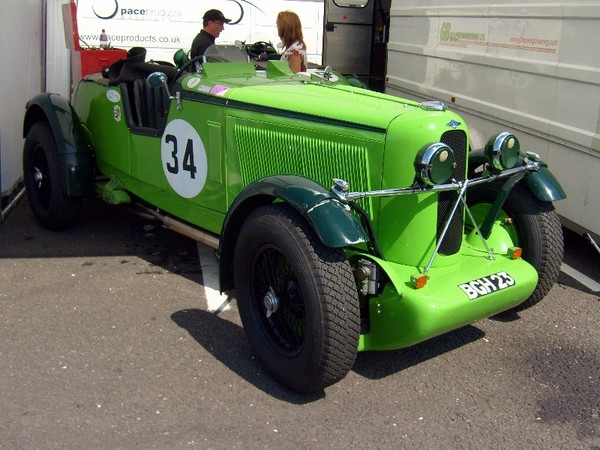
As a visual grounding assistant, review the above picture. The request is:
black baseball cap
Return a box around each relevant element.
[203,9,231,23]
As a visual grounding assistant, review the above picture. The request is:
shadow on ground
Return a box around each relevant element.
[0,197,202,284]
[172,307,486,400]
[353,325,485,380]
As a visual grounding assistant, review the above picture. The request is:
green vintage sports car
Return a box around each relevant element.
[22,44,565,393]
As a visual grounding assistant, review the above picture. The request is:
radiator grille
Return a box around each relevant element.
[437,130,467,255]
[235,124,372,214]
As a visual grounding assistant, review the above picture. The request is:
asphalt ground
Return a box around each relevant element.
[1,197,599,449]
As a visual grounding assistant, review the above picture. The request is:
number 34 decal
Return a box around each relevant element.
[161,119,208,198]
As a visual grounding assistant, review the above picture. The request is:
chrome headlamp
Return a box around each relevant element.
[414,143,456,186]
[485,132,520,171]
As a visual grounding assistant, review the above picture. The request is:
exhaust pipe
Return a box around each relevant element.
[136,203,220,249]
[584,233,600,256]
[0,184,26,225]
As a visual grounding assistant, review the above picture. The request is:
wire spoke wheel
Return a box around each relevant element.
[253,246,306,355]
[235,203,360,393]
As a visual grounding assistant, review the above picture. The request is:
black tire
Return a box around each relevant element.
[467,183,563,311]
[23,122,80,230]
[234,203,361,393]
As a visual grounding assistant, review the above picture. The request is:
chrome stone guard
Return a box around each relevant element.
[331,153,541,275]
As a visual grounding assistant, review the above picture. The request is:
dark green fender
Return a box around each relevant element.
[525,163,566,201]
[23,93,94,196]
[469,148,566,201]
[218,175,368,291]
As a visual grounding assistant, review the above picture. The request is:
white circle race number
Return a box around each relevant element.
[161,119,208,198]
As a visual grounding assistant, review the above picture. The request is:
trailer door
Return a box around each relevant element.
[323,0,374,75]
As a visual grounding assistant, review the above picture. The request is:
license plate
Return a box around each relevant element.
[458,271,516,300]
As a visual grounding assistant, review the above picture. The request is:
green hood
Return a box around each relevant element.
[181,64,422,130]
[227,82,420,130]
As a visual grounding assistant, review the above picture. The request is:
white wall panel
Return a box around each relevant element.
[0,0,43,197]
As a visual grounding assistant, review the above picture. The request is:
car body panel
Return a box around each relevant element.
[358,250,537,350]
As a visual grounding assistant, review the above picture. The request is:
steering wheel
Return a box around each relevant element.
[250,41,275,53]
[170,55,204,90]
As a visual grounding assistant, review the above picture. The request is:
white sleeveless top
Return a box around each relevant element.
[280,40,307,71]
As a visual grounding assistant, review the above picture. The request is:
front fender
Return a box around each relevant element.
[525,163,566,202]
[469,149,566,202]
[218,175,368,292]
[23,93,94,196]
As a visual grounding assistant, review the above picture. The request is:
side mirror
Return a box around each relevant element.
[147,71,168,88]
[147,71,181,109]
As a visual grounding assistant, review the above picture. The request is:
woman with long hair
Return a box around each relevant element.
[276,11,307,73]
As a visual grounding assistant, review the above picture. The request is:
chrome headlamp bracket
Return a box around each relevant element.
[330,158,540,203]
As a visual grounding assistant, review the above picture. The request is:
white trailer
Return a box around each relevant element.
[385,1,600,240]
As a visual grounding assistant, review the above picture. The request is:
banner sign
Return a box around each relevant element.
[74,0,324,63]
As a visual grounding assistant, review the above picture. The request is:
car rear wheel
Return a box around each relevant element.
[467,183,563,311]
[23,122,80,230]
[234,203,360,393]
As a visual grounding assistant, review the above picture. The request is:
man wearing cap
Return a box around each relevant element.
[190,9,231,59]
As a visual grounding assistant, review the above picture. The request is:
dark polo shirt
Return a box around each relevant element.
[190,30,216,58]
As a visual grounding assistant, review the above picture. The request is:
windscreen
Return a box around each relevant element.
[204,44,250,63]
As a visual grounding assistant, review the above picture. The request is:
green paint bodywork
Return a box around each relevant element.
[24,59,565,352]
[356,250,537,351]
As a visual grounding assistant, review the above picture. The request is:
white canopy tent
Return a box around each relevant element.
[0,0,70,220]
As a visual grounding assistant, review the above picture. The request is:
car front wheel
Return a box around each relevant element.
[234,203,360,393]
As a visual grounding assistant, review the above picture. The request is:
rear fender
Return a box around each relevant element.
[23,93,94,196]
[218,175,368,291]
